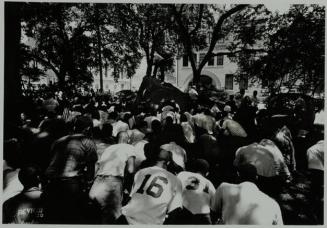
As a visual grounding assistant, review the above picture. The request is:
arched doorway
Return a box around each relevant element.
[183,70,221,91]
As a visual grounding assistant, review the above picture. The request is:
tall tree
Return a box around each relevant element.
[171,4,249,85]
[229,4,325,95]
[118,4,179,79]
[22,3,94,88]
[82,3,142,88]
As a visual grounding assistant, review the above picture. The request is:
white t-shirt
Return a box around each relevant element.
[96,143,135,177]
[307,140,324,171]
[160,142,187,169]
[127,129,145,145]
[177,171,216,214]
[122,166,183,224]
[112,120,129,137]
[213,182,283,225]
[133,139,148,170]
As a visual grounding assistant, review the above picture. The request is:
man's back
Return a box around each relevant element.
[96,143,135,176]
[122,166,182,224]
[213,182,283,225]
[177,171,215,215]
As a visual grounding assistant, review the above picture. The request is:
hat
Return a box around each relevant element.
[223,105,231,112]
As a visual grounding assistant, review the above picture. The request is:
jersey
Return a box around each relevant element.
[96,143,135,177]
[122,166,183,224]
[177,171,216,215]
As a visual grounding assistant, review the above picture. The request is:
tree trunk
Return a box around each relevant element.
[4,2,22,139]
[193,69,201,87]
[146,61,153,77]
[159,64,165,82]
[152,63,159,78]
[95,7,103,92]
[57,71,66,89]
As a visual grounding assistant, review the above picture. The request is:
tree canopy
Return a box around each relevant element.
[229,4,325,95]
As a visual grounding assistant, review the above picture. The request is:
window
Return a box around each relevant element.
[199,53,206,63]
[225,74,234,90]
[208,56,214,66]
[105,84,109,89]
[217,55,224,66]
[121,84,124,89]
[182,55,188,67]
[218,38,225,44]
[239,76,248,90]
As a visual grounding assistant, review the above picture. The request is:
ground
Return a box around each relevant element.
[277,170,323,225]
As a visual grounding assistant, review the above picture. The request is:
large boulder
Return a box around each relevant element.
[136,76,191,111]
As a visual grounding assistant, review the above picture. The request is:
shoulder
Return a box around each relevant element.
[217,182,235,192]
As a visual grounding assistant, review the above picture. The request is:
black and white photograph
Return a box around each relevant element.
[2,1,325,225]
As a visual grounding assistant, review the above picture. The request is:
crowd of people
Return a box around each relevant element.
[2,85,324,224]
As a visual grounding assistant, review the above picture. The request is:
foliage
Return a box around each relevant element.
[22,3,94,86]
[81,3,142,82]
[229,4,325,95]
[171,4,250,85]
[117,4,179,78]
[19,43,45,82]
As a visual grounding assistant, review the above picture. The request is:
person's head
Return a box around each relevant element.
[204,108,212,116]
[101,122,113,139]
[229,95,234,101]
[189,159,210,177]
[164,116,173,126]
[241,96,252,108]
[180,113,188,123]
[117,131,130,144]
[138,120,148,132]
[222,105,232,117]
[156,149,172,169]
[253,90,258,97]
[237,164,258,184]
[18,166,41,189]
[74,116,93,135]
[240,88,245,96]
[108,111,118,121]
[151,119,162,133]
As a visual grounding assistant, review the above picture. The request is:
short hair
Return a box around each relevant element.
[157,149,172,163]
[108,111,118,120]
[151,120,161,132]
[117,131,129,144]
[165,116,173,125]
[189,159,210,175]
[74,116,93,133]
[101,122,113,138]
[18,166,40,187]
[138,120,148,129]
[237,164,257,183]
[144,143,161,161]
[180,113,188,122]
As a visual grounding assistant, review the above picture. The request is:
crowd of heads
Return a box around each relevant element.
[3,85,324,224]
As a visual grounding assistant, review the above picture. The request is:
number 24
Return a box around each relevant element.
[136,174,168,198]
